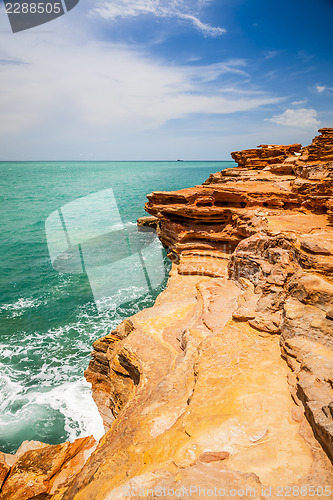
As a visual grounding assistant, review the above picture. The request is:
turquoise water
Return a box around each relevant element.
[0,161,233,453]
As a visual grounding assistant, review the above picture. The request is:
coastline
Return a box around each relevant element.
[1,131,333,499]
[0,160,222,456]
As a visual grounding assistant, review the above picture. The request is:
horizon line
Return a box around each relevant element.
[0,159,234,163]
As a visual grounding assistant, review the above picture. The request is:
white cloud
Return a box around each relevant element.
[266,108,320,129]
[264,50,283,60]
[0,31,281,141]
[90,0,225,37]
[314,83,333,94]
[0,12,285,159]
[291,99,308,106]
[176,13,225,37]
[315,84,326,94]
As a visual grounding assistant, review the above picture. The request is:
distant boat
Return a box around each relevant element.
[177,159,184,162]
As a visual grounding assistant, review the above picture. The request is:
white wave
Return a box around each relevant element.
[33,379,104,442]
[0,292,157,449]
[0,371,104,444]
[0,372,24,411]
[0,297,44,317]
[0,345,28,359]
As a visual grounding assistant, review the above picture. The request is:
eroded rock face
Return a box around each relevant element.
[0,436,96,499]
[54,129,332,499]
[2,129,333,499]
[60,271,333,499]
[230,143,302,169]
[299,128,333,163]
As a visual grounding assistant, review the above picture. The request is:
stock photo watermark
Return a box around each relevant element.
[123,485,332,497]
[45,188,168,312]
[3,0,80,33]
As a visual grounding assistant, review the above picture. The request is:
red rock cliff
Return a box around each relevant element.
[1,129,333,500]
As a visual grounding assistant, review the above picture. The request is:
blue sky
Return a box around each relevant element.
[0,0,332,160]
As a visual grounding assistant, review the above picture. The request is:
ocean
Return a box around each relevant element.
[0,160,233,453]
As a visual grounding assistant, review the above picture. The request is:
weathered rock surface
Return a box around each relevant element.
[59,270,333,499]
[137,215,159,230]
[298,128,333,163]
[0,437,96,499]
[2,129,333,499]
[230,143,302,169]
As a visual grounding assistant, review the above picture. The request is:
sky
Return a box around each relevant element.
[0,0,332,160]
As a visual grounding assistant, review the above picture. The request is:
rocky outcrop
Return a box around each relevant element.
[60,128,332,499]
[145,142,332,264]
[137,215,159,230]
[84,319,139,432]
[60,269,333,499]
[230,143,302,169]
[142,128,333,470]
[2,129,333,499]
[0,437,96,499]
[298,128,333,163]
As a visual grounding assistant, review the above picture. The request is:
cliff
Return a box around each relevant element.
[1,129,333,499]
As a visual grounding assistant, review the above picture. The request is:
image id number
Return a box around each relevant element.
[5,2,62,14]
[276,486,331,496]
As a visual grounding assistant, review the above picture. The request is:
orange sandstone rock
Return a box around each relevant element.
[61,129,333,498]
[2,129,333,500]
[0,436,96,500]
[230,143,302,169]
[299,128,333,163]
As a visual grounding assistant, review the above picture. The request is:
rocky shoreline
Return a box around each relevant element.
[1,129,333,499]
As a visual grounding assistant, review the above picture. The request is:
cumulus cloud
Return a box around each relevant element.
[90,0,226,37]
[266,108,320,129]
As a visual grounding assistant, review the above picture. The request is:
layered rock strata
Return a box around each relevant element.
[143,128,333,466]
[230,143,302,169]
[0,437,96,499]
[1,129,333,499]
